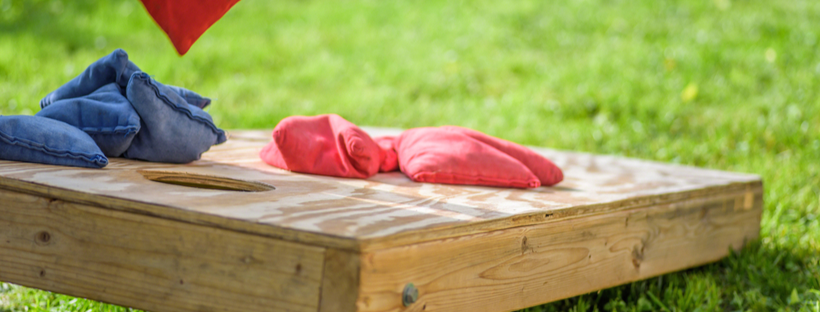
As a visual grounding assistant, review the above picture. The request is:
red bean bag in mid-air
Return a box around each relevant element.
[139,0,241,55]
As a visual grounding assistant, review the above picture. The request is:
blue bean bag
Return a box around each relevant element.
[40,49,140,109]
[37,49,225,163]
[164,84,212,109]
[123,72,227,163]
[37,83,140,157]
[0,115,108,168]
[41,49,211,108]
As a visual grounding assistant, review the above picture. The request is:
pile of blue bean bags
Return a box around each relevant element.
[0,49,227,168]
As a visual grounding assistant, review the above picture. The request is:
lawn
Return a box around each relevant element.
[1,0,819,310]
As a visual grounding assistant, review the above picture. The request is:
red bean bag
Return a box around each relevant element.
[259,114,382,179]
[393,127,563,188]
[259,115,563,188]
[139,0,241,55]
[439,126,563,186]
[374,136,399,172]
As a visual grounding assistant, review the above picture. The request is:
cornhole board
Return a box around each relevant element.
[0,128,762,312]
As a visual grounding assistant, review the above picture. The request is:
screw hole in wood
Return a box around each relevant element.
[36,231,51,244]
[138,170,275,192]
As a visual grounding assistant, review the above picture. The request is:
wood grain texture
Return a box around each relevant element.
[320,248,361,312]
[0,129,762,251]
[0,128,765,312]
[356,187,763,312]
[0,188,325,312]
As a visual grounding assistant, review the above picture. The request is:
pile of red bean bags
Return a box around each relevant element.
[260,114,563,188]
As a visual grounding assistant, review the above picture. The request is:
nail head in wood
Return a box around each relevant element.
[403,283,419,307]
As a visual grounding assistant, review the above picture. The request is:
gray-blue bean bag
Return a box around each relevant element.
[0,115,108,168]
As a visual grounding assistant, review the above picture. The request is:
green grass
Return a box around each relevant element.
[1,0,819,310]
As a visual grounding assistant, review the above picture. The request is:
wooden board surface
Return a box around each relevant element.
[0,129,761,251]
[357,186,762,312]
[0,188,325,312]
[0,128,764,312]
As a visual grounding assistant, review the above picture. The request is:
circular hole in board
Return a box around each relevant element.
[138,170,275,192]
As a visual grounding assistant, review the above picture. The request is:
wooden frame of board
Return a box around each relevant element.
[0,129,762,312]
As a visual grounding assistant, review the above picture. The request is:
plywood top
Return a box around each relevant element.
[0,129,761,251]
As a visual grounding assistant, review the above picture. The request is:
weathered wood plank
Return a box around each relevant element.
[0,175,362,251]
[0,128,764,312]
[320,248,361,312]
[0,129,761,252]
[356,188,762,312]
[0,189,325,312]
